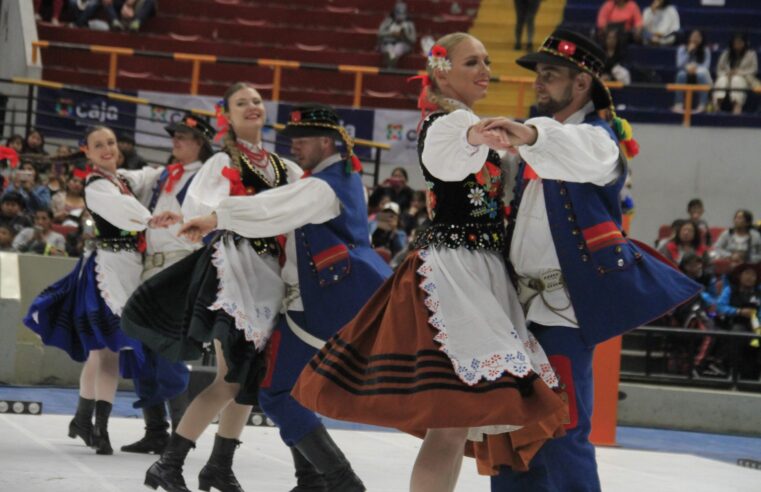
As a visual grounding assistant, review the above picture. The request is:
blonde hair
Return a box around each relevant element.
[425,32,476,113]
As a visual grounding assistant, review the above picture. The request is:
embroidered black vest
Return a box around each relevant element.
[413,112,506,252]
[85,171,142,252]
[225,150,289,257]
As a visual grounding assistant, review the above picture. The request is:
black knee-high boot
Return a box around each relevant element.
[91,400,113,455]
[293,425,365,492]
[145,432,195,492]
[198,434,244,492]
[121,404,170,454]
[289,446,327,492]
[68,396,95,446]
[168,390,189,432]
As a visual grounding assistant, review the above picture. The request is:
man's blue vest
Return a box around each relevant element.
[509,113,701,346]
[294,161,392,338]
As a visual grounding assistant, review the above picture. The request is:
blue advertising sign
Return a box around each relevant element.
[35,88,137,140]
[275,103,375,161]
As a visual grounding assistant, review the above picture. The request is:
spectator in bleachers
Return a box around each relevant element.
[642,0,680,46]
[513,0,541,51]
[672,29,712,113]
[0,192,32,234]
[70,0,154,31]
[712,33,759,115]
[658,219,708,265]
[400,189,430,236]
[377,1,417,68]
[23,128,47,155]
[0,223,16,252]
[596,0,643,44]
[656,218,683,249]
[369,201,407,258]
[117,133,147,169]
[52,172,86,225]
[12,209,67,256]
[601,27,631,85]
[56,144,75,158]
[5,162,52,212]
[114,0,157,32]
[688,198,712,246]
[714,209,761,263]
[380,166,414,212]
[367,186,392,218]
[716,262,761,380]
[5,135,24,154]
[34,0,64,25]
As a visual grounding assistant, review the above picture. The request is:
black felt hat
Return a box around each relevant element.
[516,28,612,110]
[165,112,215,142]
[279,104,344,139]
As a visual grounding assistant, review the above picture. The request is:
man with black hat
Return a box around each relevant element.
[179,104,391,492]
[480,29,701,491]
[118,112,215,454]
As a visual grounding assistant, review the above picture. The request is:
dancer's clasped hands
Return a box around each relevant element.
[178,213,218,243]
[147,211,183,229]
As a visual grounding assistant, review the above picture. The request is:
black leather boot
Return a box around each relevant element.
[198,434,244,492]
[91,400,113,455]
[289,446,327,492]
[293,425,365,492]
[144,432,195,492]
[121,404,170,454]
[68,396,94,446]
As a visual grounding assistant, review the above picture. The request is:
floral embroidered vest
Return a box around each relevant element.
[85,171,144,252]
[413,112,505,252]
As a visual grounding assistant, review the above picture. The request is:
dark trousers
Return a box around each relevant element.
[72,0,155,27]
[491,323,601,492]
[258,311,322,446]
[514,0,541,46]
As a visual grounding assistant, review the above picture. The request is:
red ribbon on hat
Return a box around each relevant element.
[221,167,247,196]
[214,102,230,142]
[164,163,185,193]
[0,146,19,168]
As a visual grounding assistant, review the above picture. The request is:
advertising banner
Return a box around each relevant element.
[372,108,421,166]
[35,88,137,140]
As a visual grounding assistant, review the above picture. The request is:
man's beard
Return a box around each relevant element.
[536,85,573,116]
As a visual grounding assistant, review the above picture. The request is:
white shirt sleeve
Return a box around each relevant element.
[85,178,152,231]
[282,158,305,182]
[182,153,231,220]
[518,117,622,186]
[215,177,341,238]
[118,166,164,205]
[421,109,490,182]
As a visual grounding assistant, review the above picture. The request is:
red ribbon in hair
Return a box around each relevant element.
[221,167,248,196]
[214,102,230,142]
[164,163,185,193]
[72,165,93,180]
[407,74,440,131]
[0,146,19,168]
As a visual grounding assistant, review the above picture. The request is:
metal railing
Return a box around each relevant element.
[622,325,761,392]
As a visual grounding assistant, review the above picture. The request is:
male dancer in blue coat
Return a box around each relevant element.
[179,105,392,492]
[481,29,701,491]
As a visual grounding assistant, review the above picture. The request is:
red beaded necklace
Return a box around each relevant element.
[236,142,269,169]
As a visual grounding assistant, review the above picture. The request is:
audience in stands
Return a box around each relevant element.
[369,201,407,258]
[642,0,680,46]
[0,192,32,235]
[51,172,86,226]
[596,0,643,44]
[70,0,155,32]
[601,27,631,85]
[5,135,24,154]
[12,209,67,256]
[687,198,712,247]
[117,133,147,169]
[377,1,417,68]
[4,162,52,212]
[513,0,541,51]
[658,219,708,265]
[716,262,761,380]
[400,190,430,236]
[380,167,414,212]
[34,0,65,25]
[672,29,712,113]
[713,33,759,115]
[23,129,47,155]
[0,223,15,252]
[714,209,761,263]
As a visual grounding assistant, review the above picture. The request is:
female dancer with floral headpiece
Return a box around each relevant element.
[122,82,302,492]
[292,33,566,492]
[24,125,177,455]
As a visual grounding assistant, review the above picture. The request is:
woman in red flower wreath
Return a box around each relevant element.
[122,82,302,492]
[292,33,566,491]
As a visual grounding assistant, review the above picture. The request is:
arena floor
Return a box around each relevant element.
[1,388,759,491]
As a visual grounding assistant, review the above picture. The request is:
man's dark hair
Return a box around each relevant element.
[687,198,703,211]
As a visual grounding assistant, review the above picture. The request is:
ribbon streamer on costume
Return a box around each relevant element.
[163,163,185,193]
[221,166,247,196]
[408,74,440,131]
[72,165,93,180]
[610,116,639,159]
[0,146,19,168]
[214,100,230,142]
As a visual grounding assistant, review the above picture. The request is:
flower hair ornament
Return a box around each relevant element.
[427,44,452,73]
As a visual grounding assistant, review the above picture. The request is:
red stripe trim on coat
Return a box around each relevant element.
[313,244,349,270]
